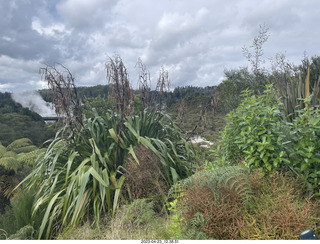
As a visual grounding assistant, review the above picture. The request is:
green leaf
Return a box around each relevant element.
[128,145,139,165]
[113,175,125,216]
[71,171,90,225]
[38,190,64,239]
[170,167,179,185]
[88,167,109,188]
[301,164,308,172]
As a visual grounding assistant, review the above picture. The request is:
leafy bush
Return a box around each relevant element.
[288,100,320,194]
[216,85,288,173]
[0,205,16,237]
[120,199,155,227]
[166,199,182,239]
[7,225,34,240]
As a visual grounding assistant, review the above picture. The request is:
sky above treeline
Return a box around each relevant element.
[0,0,320,93]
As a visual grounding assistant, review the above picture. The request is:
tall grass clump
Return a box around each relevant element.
[17,58,195,239]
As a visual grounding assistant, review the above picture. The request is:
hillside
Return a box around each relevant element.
[0,92,56,146]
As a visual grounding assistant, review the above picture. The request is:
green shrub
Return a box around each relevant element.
[166,199,182,239]
[288,100,320,194]
[11,190,43,233]
[0,205,17,237]
[216,85,289,173]
[0,191,44,240]
[8,225,34,240]
[120,199,155,227]
[12,192,34,229]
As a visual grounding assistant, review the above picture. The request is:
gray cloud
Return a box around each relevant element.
[0,0,320,93]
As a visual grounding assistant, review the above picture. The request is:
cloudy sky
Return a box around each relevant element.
[0,0,319,93]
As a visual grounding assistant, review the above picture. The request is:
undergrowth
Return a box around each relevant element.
[238,171,320,240]
[57,199,171,240]
[169,166,320,240]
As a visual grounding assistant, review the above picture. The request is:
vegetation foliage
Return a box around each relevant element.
[17,56,195,239]
[1,25,320,240]
[216,85,288,173]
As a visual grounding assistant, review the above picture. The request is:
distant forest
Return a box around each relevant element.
[0,85,217,147]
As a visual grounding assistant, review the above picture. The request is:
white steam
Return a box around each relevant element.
[11,91,56,117]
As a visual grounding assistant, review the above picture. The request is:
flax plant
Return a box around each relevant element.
[18,108,194,239]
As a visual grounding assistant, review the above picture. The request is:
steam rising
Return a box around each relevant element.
[11,91,56,117]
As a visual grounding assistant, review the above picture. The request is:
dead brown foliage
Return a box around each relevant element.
[238,171,320,240]
[106,55,135,117]
[123,145,168,204]
[178,170,320,240]
[181,185,245,239]
[39,64,83,137]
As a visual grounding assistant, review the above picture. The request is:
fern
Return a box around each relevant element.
[6,138,33,153]
[168,166,252,240]
[0,229,7,240]
[13,146,38,154]
[189,212,205,228]
[3,151,17,158]
[183,227,207,240]
[17,149,45,166]
[0,174,19,198]
[0,157,20,173]
[0,145,6,157]
[171,165,252,205]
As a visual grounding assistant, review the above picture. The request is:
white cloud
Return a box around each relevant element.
[1,0,320,93]
[0,55,44,92]
[31,18,71,38]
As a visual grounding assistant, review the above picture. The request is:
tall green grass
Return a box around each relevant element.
[18,109,194,239]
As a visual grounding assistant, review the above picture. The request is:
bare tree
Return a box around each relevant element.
[186,99,212,142]
[242,23,270,75]
[153,65,170,138]
[154,65,170,113]
[210,94,220,116]
[178,99,187,125]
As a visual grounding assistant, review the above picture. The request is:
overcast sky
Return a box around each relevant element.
[0,0,319,93]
